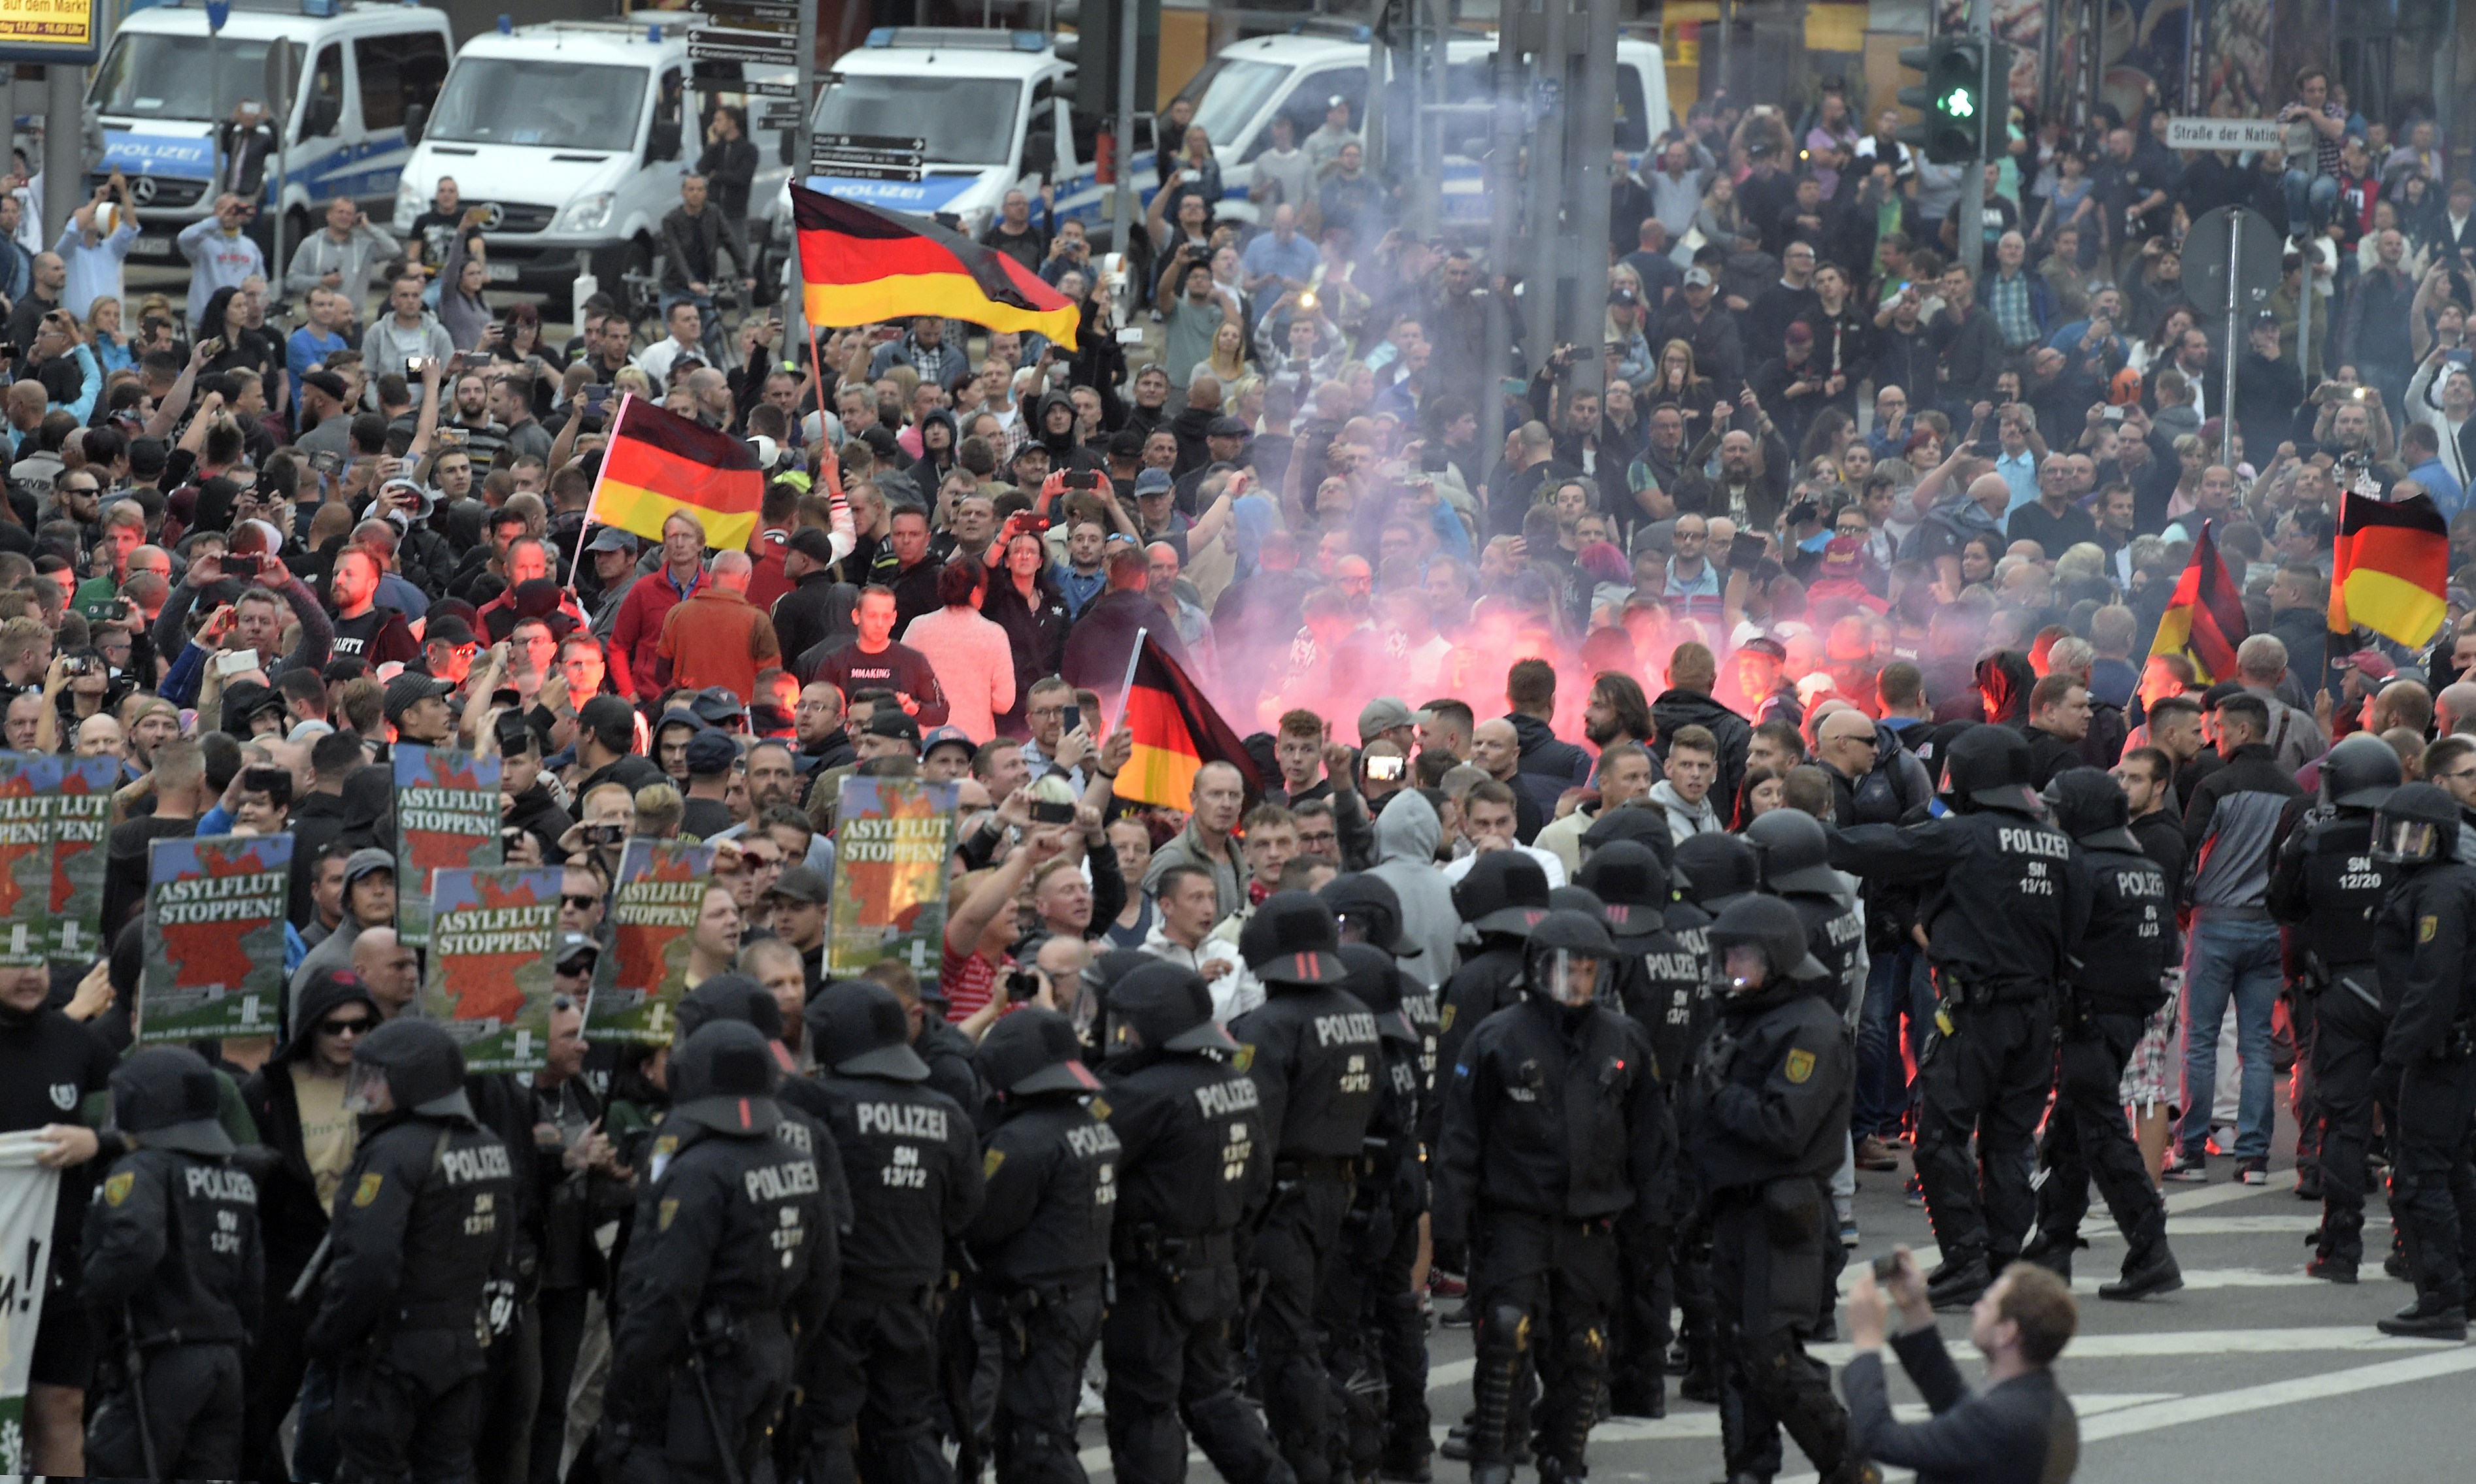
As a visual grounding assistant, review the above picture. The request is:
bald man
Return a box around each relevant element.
[73,712,125,763]
[350,925,420,1017]
[1468,717,1545,842]
[2435,681,2476,738]
[1921,472,2013,596]
[655,546,780,695]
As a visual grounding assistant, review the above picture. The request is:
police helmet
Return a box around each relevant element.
[2322,734,2403,811]
[1522,908,1619,1009]
[675,972,786,1043]
[1575,840,1669,938]
[1337,944,1422,1045]
[805,981,932,1082]
[1450,851,1552,936]
[1240,891,1349,986]
[2041,767,2143,853]
[1318,873,1405,954]
[345,1019,472,1119]
[1745,808,1842,895]
[1939,723,2039,813]
[668,1021,783,1136]
[1548,883,1608,920]
[111,1047,235,1157]
[1579,802,1680,876]
[978,1008,1103,1096]
[1707,895,1828,985]
[1103,963,1239,1060]
[1673,833,1762,910]
[2372,782,2460,867]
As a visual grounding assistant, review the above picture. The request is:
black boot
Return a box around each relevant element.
[2099,1242,2184,1301]
[2377,1298,2469,1340]
[1377,1436,1431,1483]
[2018,1232,2081,1283]
[1926,1259,1990,1309]
[2306,1249,2359,1283]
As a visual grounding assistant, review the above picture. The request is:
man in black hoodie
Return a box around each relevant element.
[1503,659,1592,823]
[1650,642,1754,810]
[239,966,385,1481]
[1031,388,1107,476]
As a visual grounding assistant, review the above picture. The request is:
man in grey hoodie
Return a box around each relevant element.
[1366,789,1460,989]
[1648,723,1725,844]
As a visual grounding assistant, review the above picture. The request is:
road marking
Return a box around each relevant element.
[1807,1325,2464,1365]
[2065,1266,2388,1291]
[2164,1179,2299,1213]
[1569,1392,2181,1441]
[2073,1347,2476,1440]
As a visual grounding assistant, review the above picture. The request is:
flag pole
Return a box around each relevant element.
[1113,627,1148,736]
[567,393,631,591]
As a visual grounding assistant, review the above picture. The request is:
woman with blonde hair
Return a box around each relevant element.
[1643,338,1715,420]
[1201,318,1250,384]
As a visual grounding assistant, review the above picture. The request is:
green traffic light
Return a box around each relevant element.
[1939,87,1974,118]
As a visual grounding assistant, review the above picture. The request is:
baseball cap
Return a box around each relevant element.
[769,865,829,904]
[585,526,638,555]
[690,687,748,728]
[865,709,922,745]
[1356,696,1432,744]
[556,933,600,970]
[1682,266,1715,289]
[2341,648,2397,680]
[1134,469,1175,498]
[1818,536,1863,579]
[684,730,739,778]
[382,673,454,723]
[786,527,837,565]
[920,724,976,759]
[424,615,477,649]
[342,846,395,888]
[301,370,350,403]
[1206,415,1248,438]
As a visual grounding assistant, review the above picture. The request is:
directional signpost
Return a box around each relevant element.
[809,132,925,183]
[686,0,797,67]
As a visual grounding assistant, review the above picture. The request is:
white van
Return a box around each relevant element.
[89,0,454,259]
[777,28,1118,247]
[1179,33,1671,227]
[395,16,795,295]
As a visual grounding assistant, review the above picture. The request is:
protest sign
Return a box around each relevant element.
[422,867,563,1073]
[50,757,118,962]
[589,839,716,1044]
[0,756,54,966]
[394,745,502,947]
[0,1133,60,1477]
[826,776,957,982]
[141,833,292,1044]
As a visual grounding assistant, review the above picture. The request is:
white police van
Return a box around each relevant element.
[394,15,795,295]
[1179,31,1671,227]
[89,0,454,259]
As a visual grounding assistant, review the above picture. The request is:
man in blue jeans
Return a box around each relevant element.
[2280,66,2347,240]
[2173,693,2304,1183]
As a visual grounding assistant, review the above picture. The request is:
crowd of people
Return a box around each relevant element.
[8,50,2476,1484]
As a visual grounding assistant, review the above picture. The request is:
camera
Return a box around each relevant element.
[581,823,626,847]
[224,553,261,580]
[1871,1253,1903,1283]
[61,655,93,678]
[1364,753,1404,782]
[1006,966,1043,1003]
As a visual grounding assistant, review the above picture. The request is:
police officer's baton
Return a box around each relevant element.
[288,1232,333,1306]
[685,1347,744,1484]
[123,1302,159,1481]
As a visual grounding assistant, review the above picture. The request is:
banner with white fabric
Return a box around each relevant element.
[0,1130,62,1476]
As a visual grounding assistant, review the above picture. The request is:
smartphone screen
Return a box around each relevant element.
[1728,532,1767,569]
[1061,704,1081,734]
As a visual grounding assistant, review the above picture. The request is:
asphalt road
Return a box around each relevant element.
[1069,1099,2469,1484]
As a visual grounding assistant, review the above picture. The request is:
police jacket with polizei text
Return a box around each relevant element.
[1431,995,1672,1242]
[305,1112,514,1378]
[1359,1000,1428,1217]
[1231,983,1382,1161]
[2071,842,2173,1019]
[766,1085,860,1236]
[1425,940,1528,1146]
[2268,807,2392,972]
[80,1147,263,1348]
[1830,808,2090,991]
[1610,923,1706,1090]
[2371,860,2476,1066]
[799,1071,984,1292]
[964,1091,1119,1289]
[1782,891,1867,1017]
[606,1118,835,1416]
[1681,978,1852,1192]
[1101,1051,1271,1240]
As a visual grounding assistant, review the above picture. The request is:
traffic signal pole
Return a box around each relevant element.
[1954,0,1990,276]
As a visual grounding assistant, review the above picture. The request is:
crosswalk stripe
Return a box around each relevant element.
[1805,1325,2466,1365]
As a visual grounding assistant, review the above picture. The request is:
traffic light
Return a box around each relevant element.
[1896,37,2010,163]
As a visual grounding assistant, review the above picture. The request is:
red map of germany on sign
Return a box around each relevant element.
[159,842,281,989]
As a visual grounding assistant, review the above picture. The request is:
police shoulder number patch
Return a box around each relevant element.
[102,1170,133,1207]
[352,1172,384,1208]
[1784,1049,1816,1085]
[983,1148,1007,1179]
[2421,915,2439,943]
[1439,1004,1457,1032]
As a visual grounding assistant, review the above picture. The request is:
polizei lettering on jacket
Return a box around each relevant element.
[744,1159,822,1201]
[441,1144,514,1185]
[184,1166,258,1203]
[1063,1123,1122,1159]
[1194,1076,1262,1119]
[1313,1012,1381,1047]
[1996,827,2072,860]
[856,1102,950,1140]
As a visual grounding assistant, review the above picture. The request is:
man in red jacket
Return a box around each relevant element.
[608,511,709,699]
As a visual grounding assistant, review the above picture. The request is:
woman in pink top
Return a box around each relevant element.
[899,559,1017,742]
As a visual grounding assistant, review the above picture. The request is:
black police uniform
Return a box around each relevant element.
[1828,726,2090,1298]
[603,1023,838,1484]
[2269,738,2399,1276]
[1435,910,1672,1484]
[1426,853,1553,1150]
[1679,898,1858,1484]
[1748,810,1868,1019]
[1099,965,1292,1484]
[80,1048,264,1481]
[2027,769,2180,1293]
[2367,785,2476,1337]
[965,1010,1118,1484]
[797,980,986,1484]
[1228,894,1382,1484]
[1320,944,1433,1480]
[307,1021,516,1484]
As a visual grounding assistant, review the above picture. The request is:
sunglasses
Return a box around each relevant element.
[318,1016,375,1036]
[561,893,600,911]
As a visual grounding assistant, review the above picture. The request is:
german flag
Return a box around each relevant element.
[2149,519,2248,683]
[586,395,764,553]
[794,185,1079,348]
[2331,489,2450,646]
[1115,634,1264,810]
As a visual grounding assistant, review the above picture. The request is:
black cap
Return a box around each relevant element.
[667,1020,782,1136]
[684,729,739,778]
[977,1007,1103,1095]
[1239,891,1348,984]
[805,980,931,1080]
[692,687,748,728]
[424,614,478,649]
[1103,963,1238,1057]
[866,709,923,744]
[1206,415,1248,438]
[788,527,838,565]
[383,672,455,723]
[769,865,829,904]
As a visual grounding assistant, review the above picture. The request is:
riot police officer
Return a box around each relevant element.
[1325,942,1431,1481]
[1828,725,2091,1306]
[603,1020,838,1484]
[966,1008,1116,1484]
[1097,963,1292,1484]
[1680,897,1861,1484]
[80,1047,263,1481]
[2269,736,2400,1283]
[307,1018,514,1484]
[1428,853,1553,1147]
[1321,871,1442,1089]
[1665,832,1761,1401]
[1435,909,1670,1484]
[1747,810,1866,1015]
[688,973,856,1238]
[2366,783,2476,1340]
[2024,768,2183,1298]
[1231,892,1381,1484]
[1575,840,1698,1419]
[797,980,986,1484]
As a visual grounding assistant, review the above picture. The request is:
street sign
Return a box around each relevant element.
[758,101,803,131]
[686,0,799,18]
[736,80,798,98]
[686,30,797,65]
[814,133,926,154]
[692,8,797,35]
[2182,205,2283,318]
[2164,117,2286,152]
[807,159,922,182]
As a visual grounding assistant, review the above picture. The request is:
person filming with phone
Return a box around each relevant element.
[1840,1249,2081,1481]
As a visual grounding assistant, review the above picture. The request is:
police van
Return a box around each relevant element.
[393,15,796,295]
[88,0,454,260]
[1178,31,1671,227]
